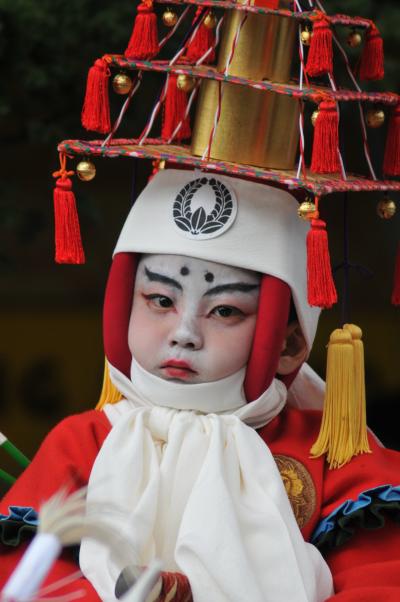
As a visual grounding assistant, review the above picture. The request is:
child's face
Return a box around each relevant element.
[128,254,261,383]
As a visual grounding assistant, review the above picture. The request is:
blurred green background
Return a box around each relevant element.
[0,0,399,491]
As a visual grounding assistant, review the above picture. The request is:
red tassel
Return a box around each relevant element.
[383,103,400,176]
[306,16,333,77]
[81,58,111,134]
[311,100,341,174]
[161,74,191,141]
[359,23,384,81]
[185,8,215,64]
[307,218,337,309]
[125,1,159,60]
[391,243,400,306]
[53,178,85,265]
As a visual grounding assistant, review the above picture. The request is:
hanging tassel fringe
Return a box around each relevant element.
[359,23,384,81]
[311,325,371,469]
[391,243,400,306]
[161,74,191,141]
[96,357,124,410]
[343,324,371,456]
[306,16,333,77]
[311,100,341,174]
[310,329,356,469]
[81,58,111,134]
[125,0,159,60]
[186,8,216,64]
[53,176,85,265]
[383,103,400,176]
[306,216,337,309]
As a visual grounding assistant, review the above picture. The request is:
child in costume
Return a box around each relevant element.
[2,0,400,598]
[1,170,400,601]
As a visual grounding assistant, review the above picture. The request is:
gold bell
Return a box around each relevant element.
[377,198,396,219]
[162,8,178,27]
[152,159,166,171]
[311,110,320,127]
[112,73,133,95]
[366,108,385,129]
[300,27,312,46]
[347,29,362,48]
[203,11,217,29]
[76,159,96,182]
[176,74,196,93]
[298,200,317,220]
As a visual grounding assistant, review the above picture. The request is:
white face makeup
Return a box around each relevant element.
[128,254,261,383]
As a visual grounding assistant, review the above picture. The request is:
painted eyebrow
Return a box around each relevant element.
[144,267,183,291]
[204,282,260,297]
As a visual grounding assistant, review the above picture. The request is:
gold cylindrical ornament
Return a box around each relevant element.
[366,108,385,128]
[176,74,196,93]
[162,8,178,27]
[76,159,96,182]
[203,11,217,29]
[112,73,133,95]
[191,81,299,169]
[217,3,296,82]
[377,198,396,219]
[191,0,299,170]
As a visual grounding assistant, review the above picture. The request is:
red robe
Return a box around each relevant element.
[1,406,400,601]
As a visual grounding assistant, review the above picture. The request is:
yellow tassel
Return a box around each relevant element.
[310,328,356,469]
[96,357,123,410]
[343,324,371,456]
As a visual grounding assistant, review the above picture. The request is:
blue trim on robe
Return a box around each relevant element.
[0,506,38,546]
[312,484,400,550]
[0,506,39,525]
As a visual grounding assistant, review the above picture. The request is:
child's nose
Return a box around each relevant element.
[169,316,203,350]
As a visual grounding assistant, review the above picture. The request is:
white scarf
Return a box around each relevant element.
[80,361,333,601]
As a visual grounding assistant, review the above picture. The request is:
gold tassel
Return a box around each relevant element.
[310,328,356,469]
[343,324,371,456]
[96,357,123,410]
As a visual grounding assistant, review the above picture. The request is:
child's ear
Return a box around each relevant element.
[276,321,308,375]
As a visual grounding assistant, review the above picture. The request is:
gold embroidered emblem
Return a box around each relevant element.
[274,455,316,529]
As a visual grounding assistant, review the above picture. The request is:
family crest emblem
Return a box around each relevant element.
[273,455,316,529]
[173,176,237,240]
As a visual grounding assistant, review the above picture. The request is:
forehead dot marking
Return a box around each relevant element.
[205,272,214,283]
[180,266,190,276]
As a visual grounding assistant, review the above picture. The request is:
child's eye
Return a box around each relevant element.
[211,306,243,318]
[144,294,174,309]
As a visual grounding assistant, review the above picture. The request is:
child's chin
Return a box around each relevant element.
[164,377,194,384]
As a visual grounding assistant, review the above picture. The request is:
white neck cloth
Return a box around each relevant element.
[80,361,333,602]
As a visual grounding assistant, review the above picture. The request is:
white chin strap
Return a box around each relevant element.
[130,356,248,413]
[80,362,332,602]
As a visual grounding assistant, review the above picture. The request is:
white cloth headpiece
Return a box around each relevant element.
[114,169,320,351]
